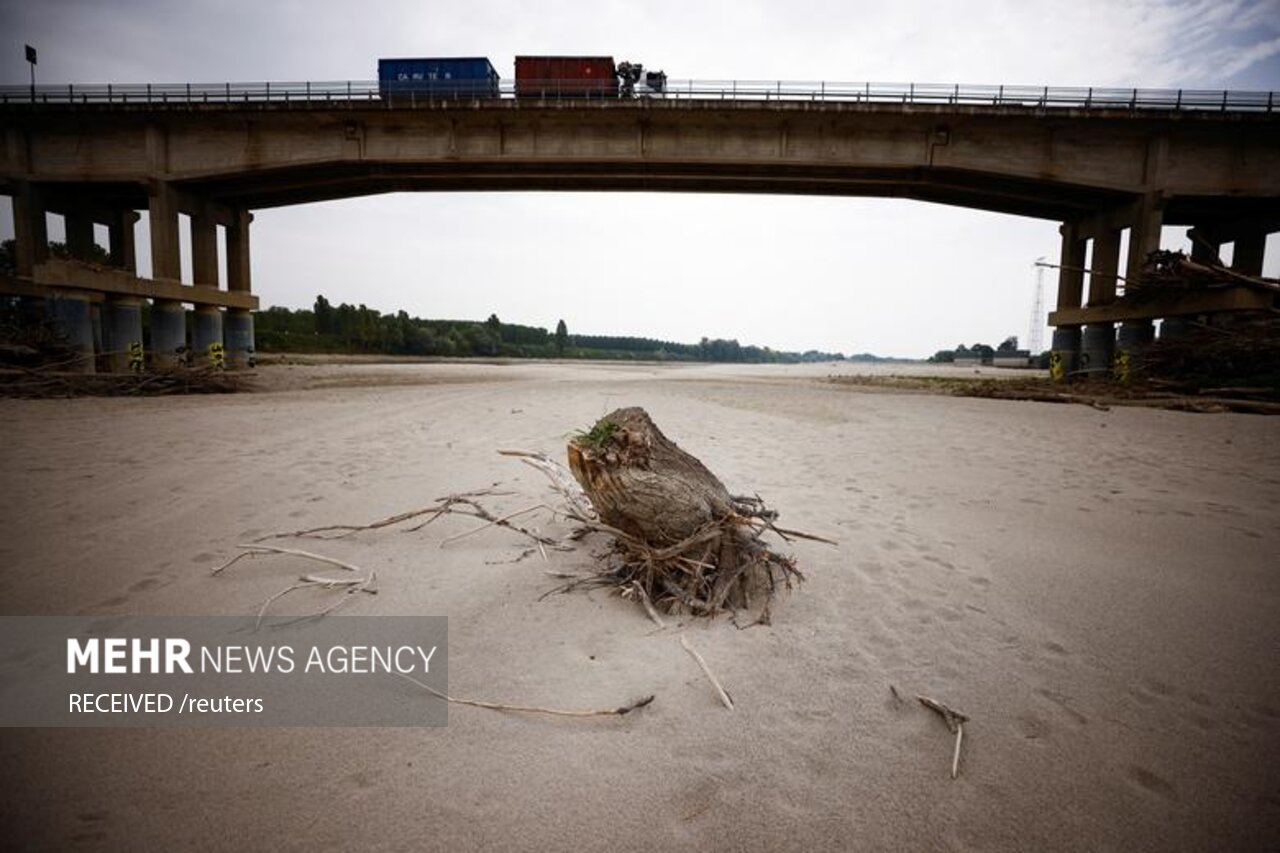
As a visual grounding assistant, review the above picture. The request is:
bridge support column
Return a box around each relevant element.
[1125,192,1164,281]
[226,209,256,370]
[191,208,219,288]
[1114,320,1154,382]
[1050,222,1086,380]
[1079,324,1114,378]
[1188,226,1222,266]
[1050,327,1080,381]
[1089,229,1122,307]
[17,296,48,327]
[150,300,186,368]
[107,210,139,272]
[1078,227,1122,379]
[225,310,255,369]
[1231,231,1266,277]
[11,180,49,278]
[1160,317,1192,340]
[64,210,97,261]
[192,306,225,369]
[91,303,105,372]
[149,181,186,369]
[102,297,144,373]
[50,292,96,374]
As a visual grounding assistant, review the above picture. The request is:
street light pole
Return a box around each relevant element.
[25,44,37,102]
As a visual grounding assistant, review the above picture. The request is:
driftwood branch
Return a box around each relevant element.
[398,673,654,718]
[917,694,970,779]
[253,487,513,541]
[680,634,734,710]
[212,543,364,575]
[208,544,377,628]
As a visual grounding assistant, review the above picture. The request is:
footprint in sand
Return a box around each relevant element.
[1035,687,1089,726]
[1015,713,1051,741]
[1127,765,1177,799]
[128,576,169,594]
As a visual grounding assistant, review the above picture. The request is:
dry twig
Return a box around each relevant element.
[917,694,970,779]
[209,544,377,628]
[680,634,734,710]
[398,673,653,718]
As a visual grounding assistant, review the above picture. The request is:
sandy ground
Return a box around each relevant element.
[1,360,1277,851]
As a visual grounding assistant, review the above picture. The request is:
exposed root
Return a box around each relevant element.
[210,543,377,629]
[239,410,829,625]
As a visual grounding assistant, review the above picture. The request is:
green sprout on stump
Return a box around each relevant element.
[572,419,619,449]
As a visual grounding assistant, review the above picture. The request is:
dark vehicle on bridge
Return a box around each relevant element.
[515,56,618,98]
[377,57,499,99]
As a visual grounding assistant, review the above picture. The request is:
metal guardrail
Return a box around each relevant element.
[0,79,1275,112]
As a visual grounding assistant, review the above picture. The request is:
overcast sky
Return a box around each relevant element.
[2,0,1278,356]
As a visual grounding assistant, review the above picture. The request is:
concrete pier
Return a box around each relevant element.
[151,300,187,368]
[225,309,255,369]
[1050,222,1086,381]
[104,297,145,373]
[1114,320,1155,382]
[18,296,48,327]
[1079,324,1115,377]
[49,292,96,373]
[1050,327,1081,380]
[192,306,225,369]
[90,303,104,372]
[1160,317,1193,340]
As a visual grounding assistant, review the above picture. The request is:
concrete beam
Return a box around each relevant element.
[18,258,258,309]
[1048,285,1271,325]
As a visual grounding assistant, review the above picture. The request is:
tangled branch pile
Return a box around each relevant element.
[0,363,247,398]
[558,407,829,621]
[250,407,829,622]
[1138,314,1280,395]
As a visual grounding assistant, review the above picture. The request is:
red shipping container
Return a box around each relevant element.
[515,56,618,98]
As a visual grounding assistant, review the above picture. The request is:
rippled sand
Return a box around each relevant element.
[2,360,1277,850]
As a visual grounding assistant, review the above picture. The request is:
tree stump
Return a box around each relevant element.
[566,407,802,618]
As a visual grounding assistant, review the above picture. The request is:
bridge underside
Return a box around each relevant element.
[2,98,1277,375]
[15,166,1276,228]
[166,161,1140,221]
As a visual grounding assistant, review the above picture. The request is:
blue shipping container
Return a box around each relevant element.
[378,57,500,98]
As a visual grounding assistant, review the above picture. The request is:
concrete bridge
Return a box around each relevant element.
[2,80,1278,373]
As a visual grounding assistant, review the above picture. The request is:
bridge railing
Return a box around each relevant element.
[1,79,1275,112]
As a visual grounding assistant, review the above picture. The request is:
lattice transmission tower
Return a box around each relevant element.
[1028,257,1046,353]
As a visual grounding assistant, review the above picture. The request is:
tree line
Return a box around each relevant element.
[927,336,1051,367]
[252,296,847,363]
